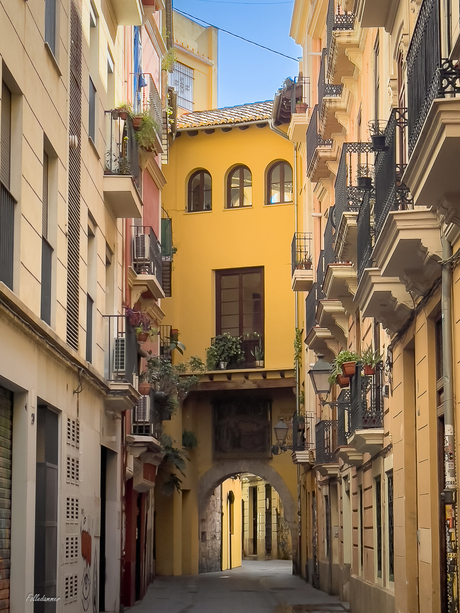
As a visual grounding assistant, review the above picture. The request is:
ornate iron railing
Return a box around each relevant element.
[318,49,343,117]
[349,363,384,434]
[315,419,338,464]
[356,190,372,281]
[291,232,313,275]
[374,108,413,237]
[132,226,163,287]
[327,0,355,77]
[323,211,337,272]
[334,142,373,232]
[104,113,140,187]
[316,250,326,299]
[160,324,172,360]
[407,0,460,154]
[337,389,351,446]
[306,283,318,337]
[307,105,333,175]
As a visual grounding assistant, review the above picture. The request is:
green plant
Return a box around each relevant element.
[134,324,158,341]
[328,349,360,384]
[251,344,264,361]
[133,112,160,151]
[144,356,201,414]
[188,355,206,373]
[361,346,383,367]
[117,156,131,175]
[161,48,177,72]
[182,430,198,449]
[206,333,244,369]
[159,433,187,495]
[294,328,303,369]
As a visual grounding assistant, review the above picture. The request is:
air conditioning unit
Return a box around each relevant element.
[113,337,126,377]
[134,233,150,263]
[133,396,152,435]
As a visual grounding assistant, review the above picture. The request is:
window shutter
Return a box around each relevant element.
[0,185,15,289]
[41,239,53,325]
[1,82,11,189]
[45,0,57,55]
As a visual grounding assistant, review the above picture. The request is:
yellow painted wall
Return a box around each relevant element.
[162,124,296,369]
[221,478,243,570]
[172,12,218,113]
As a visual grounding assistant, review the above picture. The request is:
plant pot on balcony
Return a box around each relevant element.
[132,115,142,130]
[295,103,308,113]
[357,176,372,190]
[219,361,228,370]
[371,134,387,152]
[138,382,151,396]
[255,360,264,368]
[337,375,350,388]
[341,361,356,377]
[137,331,149,343]
[364,364,376,376]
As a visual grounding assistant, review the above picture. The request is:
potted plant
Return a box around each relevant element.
[297,256,312,270]
[138,372,151,396]
[182,430,198,450]
[206,333,244,370]
[168,329,186,355]
[251,344,264,368]
[368,120,387,152]
[361,347,383,375]
[132,112,160,152]
[295,99,308,113]
[134,323,158,343]
[333,349,360,378]
[357,164,372,190]
[114,102,132,121]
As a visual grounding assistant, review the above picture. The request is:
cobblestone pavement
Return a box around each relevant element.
[127,560,350,613]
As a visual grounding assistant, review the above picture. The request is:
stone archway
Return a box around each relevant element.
[197,460,297,572]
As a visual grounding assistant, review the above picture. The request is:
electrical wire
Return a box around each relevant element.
[174,9,299,61]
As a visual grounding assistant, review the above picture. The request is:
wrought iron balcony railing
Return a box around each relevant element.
[104,112,140,188]
[334,142,373,231]
[103,315,138,383]
[316,250,327,298]
[306,283,318,337]
[132,226,163,286]
[349,363,384,435]
[307,105,333,174]
[327,0,355,66]
[315,419,338,464]
[291,232,313,274]
[406,0,460,156]
[160,324,172,360]
[356,191,372,280]
[323,212,337,272]
[318,49,343,118]
[337,389,351,446]
[374,108,413,237]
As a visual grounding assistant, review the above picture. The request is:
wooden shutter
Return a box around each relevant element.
[66,0,83,351]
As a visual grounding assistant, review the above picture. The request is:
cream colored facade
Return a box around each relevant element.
[0,0,170,610]
[284,0,460,611]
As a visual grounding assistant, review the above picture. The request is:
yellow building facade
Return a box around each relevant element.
[155,101,301,576]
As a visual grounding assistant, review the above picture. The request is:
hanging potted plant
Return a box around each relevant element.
[133,112,160,152]
[368,120,388,152]
[337,374,350,388]
[357,164,373,190]
[114,102,132,121]
[361,347,383,376]
[138,372,151,396]
[334,349,360,378]
[134,322,158,344]
[295,99,308,113]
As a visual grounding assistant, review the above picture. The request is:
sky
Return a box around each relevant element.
[172,0,301,109]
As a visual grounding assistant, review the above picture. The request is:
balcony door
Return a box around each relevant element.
[216,268,264,338]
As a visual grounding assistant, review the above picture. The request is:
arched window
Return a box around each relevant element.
[227,165,252,208]
[267,161,293,204]
[188,170,212,212]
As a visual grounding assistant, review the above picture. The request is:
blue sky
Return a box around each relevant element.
[173,0,301,109]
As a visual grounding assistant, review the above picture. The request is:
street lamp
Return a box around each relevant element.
[308,353,332,399]
[272,418,290,455]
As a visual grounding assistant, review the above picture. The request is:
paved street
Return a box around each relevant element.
[128,560,349,613]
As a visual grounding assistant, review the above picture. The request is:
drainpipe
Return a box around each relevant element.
[441,233,458,613]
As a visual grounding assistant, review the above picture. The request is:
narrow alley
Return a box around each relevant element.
[128,561,349,613]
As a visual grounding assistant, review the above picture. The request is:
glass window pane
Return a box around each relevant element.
[221,275,238,288]
[242,273,261,288]
[222,315,239,329]
[221,288,239,302]
[221,302,239,315]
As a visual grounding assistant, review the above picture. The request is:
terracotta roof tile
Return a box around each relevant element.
[177,101,273,130]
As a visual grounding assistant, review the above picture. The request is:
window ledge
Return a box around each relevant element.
[264,200,294,207]
[186,209,212,214]
[224,205,253,211]
[44,42,62,77]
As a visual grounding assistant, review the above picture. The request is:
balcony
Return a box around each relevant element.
[130,73,164,165]
[314,420,339,476]
[318,50,345,139]
[359,0,398,30]
[288,76,310,142]
[334,142,373,263]
[291,233,313,291]
[336,390,363,465]
[110,0,143,25]
[306,105,338,181]
[129,226,165,303]
[403,0,460,220]
[347,365,384,455]
[326,0,357,86]
[305,264,340,360]
[104,112,142,218]
[103,315,140,414]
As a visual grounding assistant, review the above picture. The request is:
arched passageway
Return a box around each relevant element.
[197,460,297,573]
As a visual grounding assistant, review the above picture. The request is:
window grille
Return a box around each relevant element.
[169,62,193,111]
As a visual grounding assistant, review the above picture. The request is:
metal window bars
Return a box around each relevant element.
[132,225,163,287]
[315,419,338,464]
[291,232,313,275]
[349,362,384,434]
[104,112,140,188]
